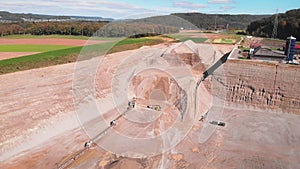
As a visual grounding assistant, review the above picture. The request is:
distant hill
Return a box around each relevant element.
[172,13,270,30]
[247,8,300,40]
[0,15,179,37]
[0,11,113,23]
[136,15,198,30]
[70,16,113,22]
[0,11,70,22]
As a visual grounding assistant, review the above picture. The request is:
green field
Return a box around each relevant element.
[168,34,207,43]
[115,38,156,46]
[179,37,207,43]
[108,37,166,54]
[0,44,73,52]
[2,34,90,40]
[2,34,121,41]
[0,36,168,74]
[0,46,82,74]
[213,38,236,44]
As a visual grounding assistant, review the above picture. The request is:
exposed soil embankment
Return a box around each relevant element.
[213,60,300,114]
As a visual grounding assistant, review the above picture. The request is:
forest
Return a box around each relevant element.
[95,21,179,37]
[0,20,179,37]
[172,13,269,30]
[247,8,300,40]
[0,21,108,37]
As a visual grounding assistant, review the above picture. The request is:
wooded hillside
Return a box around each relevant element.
[0,20,179,37]
[0,22,108,36]
[172,13,269,30]
[247,8,300,40]
[0,11,70,22]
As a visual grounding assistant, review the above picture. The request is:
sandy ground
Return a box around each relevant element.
[212,44,235,55]
[0,62,76,160]
[180,31,237,42]
[0,52,40,61]
[0,41,299,169]
[2,108,300,169]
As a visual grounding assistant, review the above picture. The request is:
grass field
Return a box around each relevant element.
[0,46,82,74]
[114,38,156,46]
[2,34,120,41]
[179,37,207,43]
[108,37,165,53]
[213,38,236,44]
[0,44,73,52]
[0,36,168,74]
[168,34,207,43]
[2,34,90,40]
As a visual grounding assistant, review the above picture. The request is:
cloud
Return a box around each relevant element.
[210,5,235,13]
[0,0,235,18]
[173,1,208,9]
[0,0,155,18]
[94,1,146,11]
[219,6,235,10]
[208,0,235,4]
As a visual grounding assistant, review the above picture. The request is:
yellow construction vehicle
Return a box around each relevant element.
[147,105,161,111]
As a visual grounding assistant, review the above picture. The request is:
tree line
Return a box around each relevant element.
[0,21,107,36]
[247,8,300,40]
[0,20,179,37]
[95,21,179,37]
[172,13,269,30]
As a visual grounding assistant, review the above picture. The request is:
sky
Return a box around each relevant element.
[0,0,299,19]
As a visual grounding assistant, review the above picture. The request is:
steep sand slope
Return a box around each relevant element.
[1,42,299,169]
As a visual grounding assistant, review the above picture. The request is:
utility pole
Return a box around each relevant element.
[273,64,278,107]
[214,15,217,30]
[272,8,279,39]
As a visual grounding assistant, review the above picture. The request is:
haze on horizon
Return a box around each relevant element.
[0,0,299,19]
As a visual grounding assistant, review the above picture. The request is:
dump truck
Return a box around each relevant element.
[128,97,137,109]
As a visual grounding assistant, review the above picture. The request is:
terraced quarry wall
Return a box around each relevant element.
[213,60,300,114]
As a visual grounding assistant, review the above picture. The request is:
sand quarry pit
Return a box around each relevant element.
[0,41,300,169]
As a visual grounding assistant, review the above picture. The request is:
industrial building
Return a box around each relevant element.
[249,36,299,64]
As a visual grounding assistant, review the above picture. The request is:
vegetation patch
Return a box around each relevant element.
[179,37,207,43]
[0,44,73,52]
[172,13,270,30]
[2,34,120,41]
[0,46,82,74]
[0,36,168,74]
[247,8,300,40]
[168,34,207,43]
[238,46,250,51]
[2,34,91,40]
[213,38,236,44]
[0,21,107,37]
[108,37,166,53]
